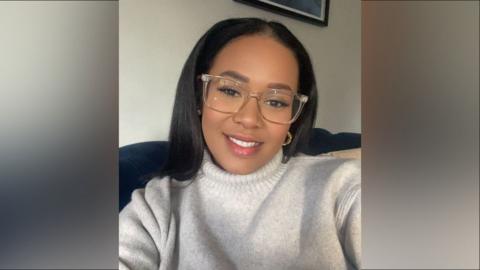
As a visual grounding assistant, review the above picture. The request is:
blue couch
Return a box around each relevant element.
[119,128,360,210]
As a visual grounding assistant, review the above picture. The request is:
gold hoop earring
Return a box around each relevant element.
[283,131,292,146]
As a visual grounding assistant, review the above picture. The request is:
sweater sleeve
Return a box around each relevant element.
[337,184,361,270]
[119,189,161,270]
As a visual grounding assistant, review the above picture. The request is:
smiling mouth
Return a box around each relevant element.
[224,134,263,156]
[227,136,261,148]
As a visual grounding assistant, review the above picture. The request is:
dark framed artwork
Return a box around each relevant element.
[233,0,329,26]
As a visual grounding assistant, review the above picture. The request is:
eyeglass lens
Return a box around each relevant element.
[204,77,303,124]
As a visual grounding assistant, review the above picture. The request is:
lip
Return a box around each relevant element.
[223,133,263,157]
[224,133,263,143]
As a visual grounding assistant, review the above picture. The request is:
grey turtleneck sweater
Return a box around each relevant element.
[119,151,361,270]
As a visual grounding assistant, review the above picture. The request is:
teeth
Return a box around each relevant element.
[228,136,260,148]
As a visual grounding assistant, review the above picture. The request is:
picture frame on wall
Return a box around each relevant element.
[233,0,329,26]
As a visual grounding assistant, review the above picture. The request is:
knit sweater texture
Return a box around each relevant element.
[119,151,361,270]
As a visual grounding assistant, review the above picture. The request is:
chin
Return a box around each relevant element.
[206,133,279,175]
[219,158,259,175]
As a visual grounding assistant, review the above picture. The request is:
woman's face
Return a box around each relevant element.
[201,35,299,174]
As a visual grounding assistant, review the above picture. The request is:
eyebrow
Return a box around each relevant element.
[219,70,250,83]
[267,83,293,91]
[219,70,294,91]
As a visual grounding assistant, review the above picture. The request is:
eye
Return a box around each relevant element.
[218,87,241,97]
[265,99,289,108]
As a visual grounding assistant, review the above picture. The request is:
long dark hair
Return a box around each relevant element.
[159,17,318,180]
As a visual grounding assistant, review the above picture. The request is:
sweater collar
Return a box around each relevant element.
[200,150,287,189]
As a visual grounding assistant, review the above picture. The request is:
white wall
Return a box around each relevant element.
[120,0,360,146]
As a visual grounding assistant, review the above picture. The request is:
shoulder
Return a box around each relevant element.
[286,153,360,194]
[122,176,193,220]
[288,153,360,179]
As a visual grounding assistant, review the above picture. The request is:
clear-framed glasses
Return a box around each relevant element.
[199,74,308,125]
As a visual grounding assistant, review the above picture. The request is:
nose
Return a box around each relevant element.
[232,97,263,128]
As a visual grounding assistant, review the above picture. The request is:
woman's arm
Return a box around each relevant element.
[336,184,361,269]
[119,189,162,270]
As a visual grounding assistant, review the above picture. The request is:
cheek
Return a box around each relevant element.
[201,109,225,142]
[201,111,214,138]
[267,124,291,146]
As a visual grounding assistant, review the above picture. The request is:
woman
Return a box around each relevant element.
[119,18,360,270]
